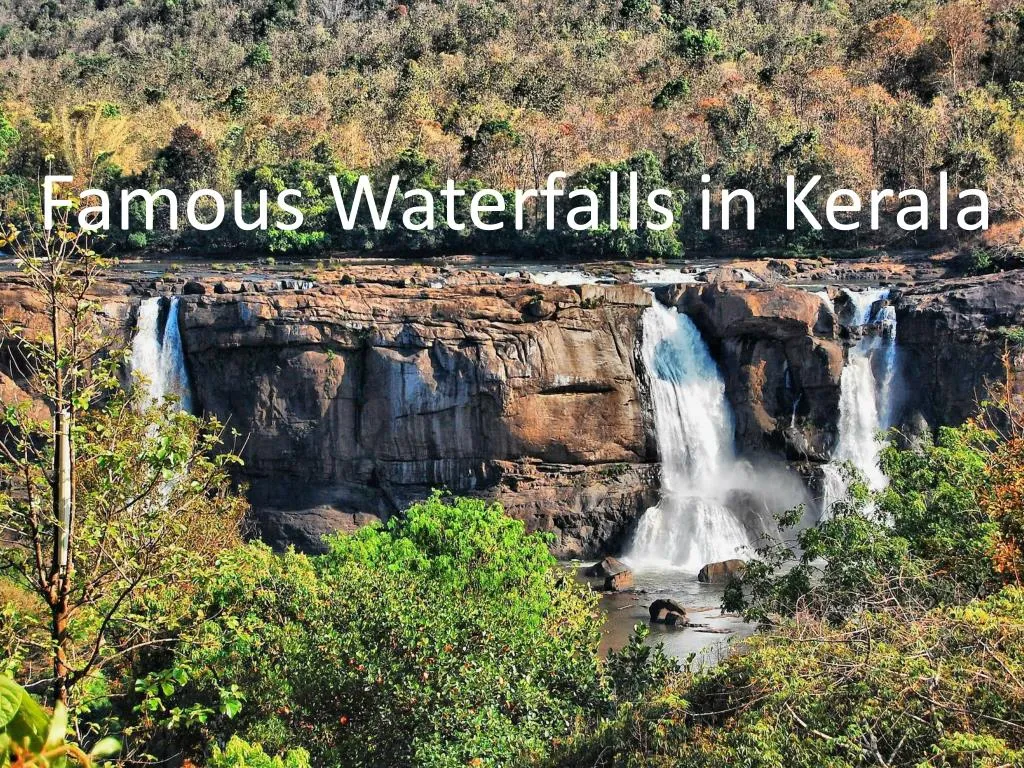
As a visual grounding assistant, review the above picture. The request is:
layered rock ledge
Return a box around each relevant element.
[3,263,1023,557]
[175,279,657,557]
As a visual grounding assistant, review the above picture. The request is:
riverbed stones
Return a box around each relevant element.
[585,556,629,578]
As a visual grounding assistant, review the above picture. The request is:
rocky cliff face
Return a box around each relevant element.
[660,280,843,463]
[656,271,1024,471]
[176,279,657,557]
[4,264,1023,558]
[894,272,1024,430]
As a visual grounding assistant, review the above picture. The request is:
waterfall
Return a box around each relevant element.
[812,289,834,313]
[821,288,899,514]
[130,297,194,413]
[627,301,752,571]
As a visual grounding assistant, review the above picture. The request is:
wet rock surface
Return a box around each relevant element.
[698,559,747,584]
[649,598,688,626]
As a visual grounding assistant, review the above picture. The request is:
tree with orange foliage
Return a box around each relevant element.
[932,1,987,93]
[977,352,1024,585]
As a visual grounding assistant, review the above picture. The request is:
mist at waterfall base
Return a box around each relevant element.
[130,297,195,413]
[821,288,903,515]
[625,301,808,574]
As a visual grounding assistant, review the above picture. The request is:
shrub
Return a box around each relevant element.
[208,737,310,768]
[558,588,1024,768]
[126,231,148,250]
[652,77,690,109]
[960,247,995,274]
[245,43,272,71]
[141,494,606,768]
[675,27,722,65]
[0,108,18,167]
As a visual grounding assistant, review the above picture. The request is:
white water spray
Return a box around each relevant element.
[627,302,753,571]
[812,289,834,313]
[130,297,194,412]
[529,270,605,286]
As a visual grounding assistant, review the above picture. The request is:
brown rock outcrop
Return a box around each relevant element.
[697,558,746,584]
[895,270,1024,429]
[662,281,843,461]
[175,279,657,557]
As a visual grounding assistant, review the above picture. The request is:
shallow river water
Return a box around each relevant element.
[572,564,758,665]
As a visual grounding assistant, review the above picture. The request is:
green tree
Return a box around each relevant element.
[878,424,999,597]
[140,493,606,767]
[675,27,722,66]
[153,124,220,189]
[729,471,929,624]
[652,77,690,110]
[0,215,246,709]
[0,108,18,168]
[550,151,684,260]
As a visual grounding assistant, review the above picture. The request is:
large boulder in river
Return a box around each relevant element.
[604,570,634,591]
[698,558,746,584]
[585,556,629,578]
[584,556,634,592]
[649,598,687,626]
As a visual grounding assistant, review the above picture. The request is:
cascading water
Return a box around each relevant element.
[812,289,834,313]
[130,297,194,412]
[821,287,900,513]
[627,301,753,571]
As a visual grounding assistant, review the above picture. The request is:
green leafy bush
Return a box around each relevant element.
[0,108,18,168]
[208,737,309,768]
[652,77,690,109]
[558,588,1024,768]
[141,494,606,767]
[878,424,999,597]
[675,27,722,66]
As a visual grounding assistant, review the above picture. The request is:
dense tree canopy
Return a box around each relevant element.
[1,0,1024,255]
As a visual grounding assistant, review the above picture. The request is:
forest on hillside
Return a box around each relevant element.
[2,0,1024,258]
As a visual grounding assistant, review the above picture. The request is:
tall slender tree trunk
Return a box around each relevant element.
[49,283,74,708]
[51,596,70,708]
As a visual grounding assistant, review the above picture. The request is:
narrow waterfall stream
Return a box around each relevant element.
[821,288,900,513]
[626,301,753,572]
[130,297,195,412]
